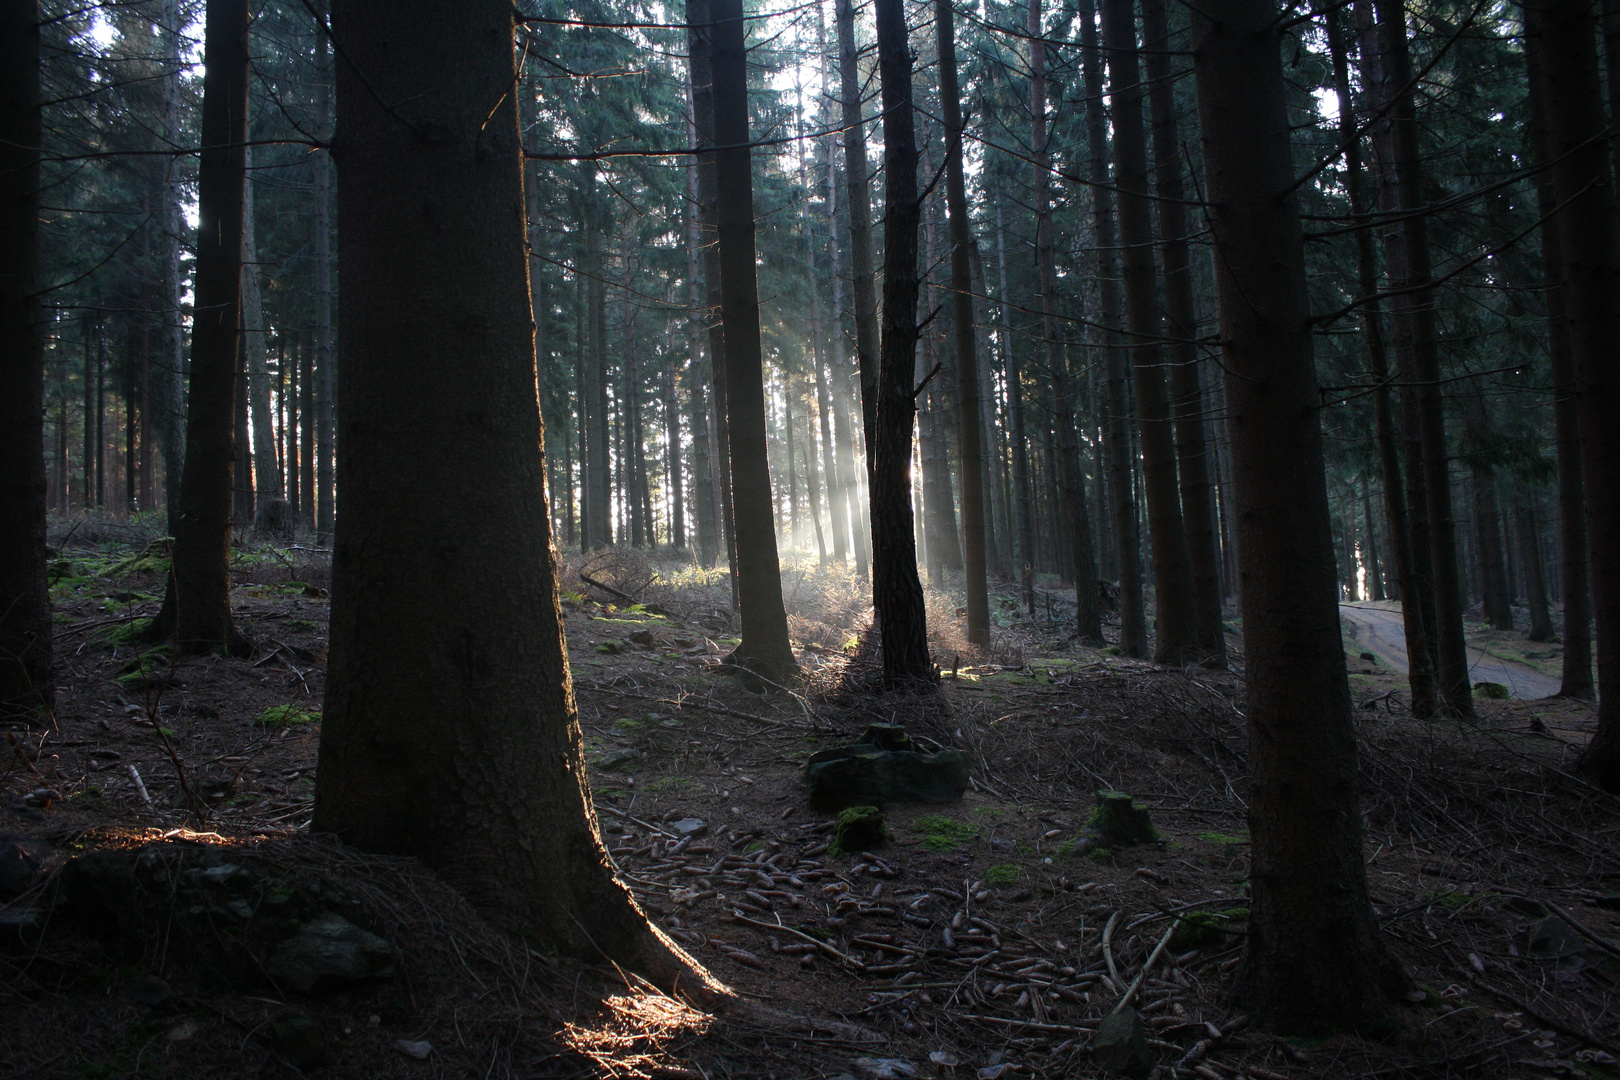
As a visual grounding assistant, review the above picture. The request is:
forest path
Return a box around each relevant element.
[1339,601,1562,700]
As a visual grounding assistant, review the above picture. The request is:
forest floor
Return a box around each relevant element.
[3,522,1618,1080]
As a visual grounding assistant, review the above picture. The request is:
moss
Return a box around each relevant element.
[973,807,1005,818]
[115,646,171,689]
[831,805,886,854]
[1473,681,1510,700]
[985,863,1023,887]
[103,618,153,645]
[257,704,320,729]
[912,814,979,851]
[611,717,643,734]
[1168,908,1249,950]
[1087,847,1114,864]
[1102,645,1124,657]
[1082,791,1160,846]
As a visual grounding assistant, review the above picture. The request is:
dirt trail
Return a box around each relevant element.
[1339,601,1561,700]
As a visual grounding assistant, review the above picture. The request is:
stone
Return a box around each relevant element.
[265,912,397,992]
[831,806,886,854]
[593,748,644,773]
[853,1057,917,1078]
[805,744,970,812]
[669,818,708,838]
[394,1039,433,1060]
[1528,916,1585,960]
[1092,1009,1151,1077]
[0,834,53,897]
[271,1013,326,1068]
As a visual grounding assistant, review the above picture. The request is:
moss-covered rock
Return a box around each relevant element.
[1168,908,1249,950]
[831,805,886,854]
[1065,791,1159,858]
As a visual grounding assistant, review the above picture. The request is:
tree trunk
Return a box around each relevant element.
[582,168,612,549]
[153,0,186,529]
[1518,496,1555,643]
[1029,0,1103,645]
[313,32,335,537]
[149,0,250,656]
[836,0,880,501]
[1523,30,1595,700]
[1080,0,1148,657]
[1142,0,1225,663]
[1471,459,1513,632]
[1524,0,1620,788]
[1372,0,1473,717]
[1191,0,1405,1028]
[316,0,716,996]
[995,194,1037,615]
[710,0,798,683]
[243,145,283,515]
[1363,487,1385,601]
[1102,0,1198,663]
[0,0,51,716]
[1327,6,1436,714]
[684,114,718,567]
[936,0,990,644]
[871,0,933,683]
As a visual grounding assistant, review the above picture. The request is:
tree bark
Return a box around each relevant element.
[243,145,284,513]
[153,0,186,528]
[836,0,880,493]
[1102,0,1198,663]
[1372,0,1473,717]
[149,0,250,656]
[1080,0,1149,657]
[683,115,718,567]
[1517,497,1554,643]
[1523,0,1620,788]
[1329,6,1436,716]
[314,30,334,538]
[1523,30,1595,700]
[870,0,933,683]
[0,0,51,716]
[710,0,798,683]
[1192,0,1405,1028]
[317,0,716,994]
[1142,0,1225,663]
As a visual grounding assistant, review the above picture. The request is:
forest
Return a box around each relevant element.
[1,0,1619,1075]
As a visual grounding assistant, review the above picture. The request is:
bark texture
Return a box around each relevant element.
[316,0,713,991]
[0,0,52,716]
[1192,0,1404,1029]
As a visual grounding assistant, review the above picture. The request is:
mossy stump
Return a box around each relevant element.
[1093,1008,1151,1077]
[831,805,886,854]
[1066,791,1159,859]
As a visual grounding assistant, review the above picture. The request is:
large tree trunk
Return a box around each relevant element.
[1080,0,1149,657]
[995,194,1037,615]
[316,0,713,993]
[313,32,334,537]
[936,0,990,645]
[1524,0,1620,789]
[1102,0,1198,663]
[0,0,51,717]
[871,0,933,683]
[1328,7,1437,716]
[149,0,250,656]
[683,123,718,567]
[582,166,612,549]
[710,0,798,683]
[1373,0,1473,717]
[153,0,186,528]
[1523,32,1595,700]
[1192,0,1405,1028]
[1142,0,1225,663]
[1030,0,1103,646]
[1517,497,1555,643]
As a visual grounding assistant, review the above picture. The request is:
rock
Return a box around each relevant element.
[1071,791,1159,852]
[805,742,970,812]
[1359,651,1379,663]
[0,834,53,896]
[394,1039,433,1060]
[629,630,657,646]
[1505,896,1547,918]
[125,975,173,1007]
[668,818,708,838]
[1092,1009,1151,1077]
[853,1057,917,1078]
[271,1013,326,1068]
[593,748,644,773]
[265,912,397,992]
[831,806,886,854]
[166,1017,203,1041]
[1528,916,1585,960]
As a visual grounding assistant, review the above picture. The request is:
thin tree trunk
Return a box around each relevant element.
[1191,0,1405,1028]
[1329,7,1436,714]
[1363,487,1385,601]
[1471,458,1513,632]
[0,0,51,715]
[154,0,186,528]
[711,0,798,683]
[1103,0,1198,662]
[314,31,334,537]
[995,193,1036,615]
[684,108,718,566]
[871,0,933,683]
[1518,496,1555,642]
[1142,0,1225,663]
[836,0,880,491]
[149,0,250,656]
[300,330,315,529]
[1524,0,1620,788]
[1372,0,1473,717]
[243,145,283,514]
[1081,0,1148,657]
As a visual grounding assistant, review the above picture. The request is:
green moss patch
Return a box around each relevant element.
[256,705,320,729]
[911,814,979,851]
[985,863,1023,887]
[831,805,886,855]
[1168,908,1249,950]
